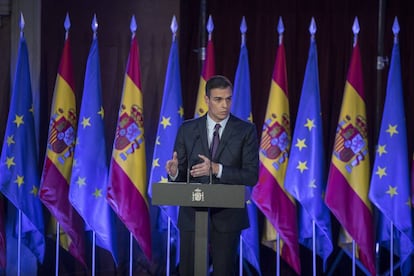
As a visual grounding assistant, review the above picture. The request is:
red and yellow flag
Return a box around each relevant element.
[325,40,375,275]
[39,36,86,266]
[194,32,215,118]
[107,34,152,261]
[251,38,300,275]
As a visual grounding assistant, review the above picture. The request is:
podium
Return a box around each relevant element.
[152,182,245,276]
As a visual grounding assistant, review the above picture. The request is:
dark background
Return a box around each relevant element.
[1,0,414,275]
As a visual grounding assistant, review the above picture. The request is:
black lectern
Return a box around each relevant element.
[152,182,245,276]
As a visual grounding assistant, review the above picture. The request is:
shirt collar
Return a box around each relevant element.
[206,114,229,131]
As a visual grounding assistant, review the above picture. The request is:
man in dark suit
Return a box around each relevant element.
[166,75,259,276]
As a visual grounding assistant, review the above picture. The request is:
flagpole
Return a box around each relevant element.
[375,242,380,275]
[92,231,96,276]
[275,18,284,276]
[166,217,171,276]
[239,237,243,276]
[374,3,386,272]
[16,16,23,276]
[129,233,133,276]
[17,209,22,276]
[312,220,316,276]
[375,0,387,141]
[276,232,280,276]
[309,22,318,276]
[236,18,246,276]
[199,0,207,63]
[91,15,97,276]
[390,221,394,276]
[55,222,60,276]
[352,240,356,276]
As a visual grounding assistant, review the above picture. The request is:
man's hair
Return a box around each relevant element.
[205,75,233,97]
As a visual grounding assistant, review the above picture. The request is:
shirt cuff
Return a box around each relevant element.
[216,163,223,178]
[169,171,178,181]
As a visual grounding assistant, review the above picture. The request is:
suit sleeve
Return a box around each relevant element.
[171,125,188,183]
[220,123,259,186]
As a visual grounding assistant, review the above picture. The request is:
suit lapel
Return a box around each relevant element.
[215,115,234,159]
[197,115,210,156]
[196,114,236,160]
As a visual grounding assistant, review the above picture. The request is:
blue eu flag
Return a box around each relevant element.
[231,18,261,275]
[69,35,118,263]
[148,27,183,266]
[284,29,333,270]
[369,20,414,275]
[0,34,45,263]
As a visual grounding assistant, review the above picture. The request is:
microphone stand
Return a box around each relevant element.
[187,135,200,184]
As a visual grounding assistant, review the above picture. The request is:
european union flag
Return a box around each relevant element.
[148,22,183,266]
[0,34,45,263]
[231,18,261,275]
[369,19,414,275]
[69,35,118,263]
[232,38,252,122]
[284,27,333,270]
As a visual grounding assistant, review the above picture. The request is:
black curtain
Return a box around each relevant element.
[0,15,11,145]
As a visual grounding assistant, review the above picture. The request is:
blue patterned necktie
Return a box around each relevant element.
[210,123,221,159]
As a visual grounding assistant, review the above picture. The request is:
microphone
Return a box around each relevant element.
[187,134,200,184]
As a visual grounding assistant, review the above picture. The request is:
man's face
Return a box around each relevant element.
[205,87,232,122]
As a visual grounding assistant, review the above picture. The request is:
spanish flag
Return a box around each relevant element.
[252,22,300,274]
[107,26,152,261]
[325,33,375,275]
[40,34,86,266]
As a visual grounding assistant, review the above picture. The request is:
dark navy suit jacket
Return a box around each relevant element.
[173,114,259,232]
